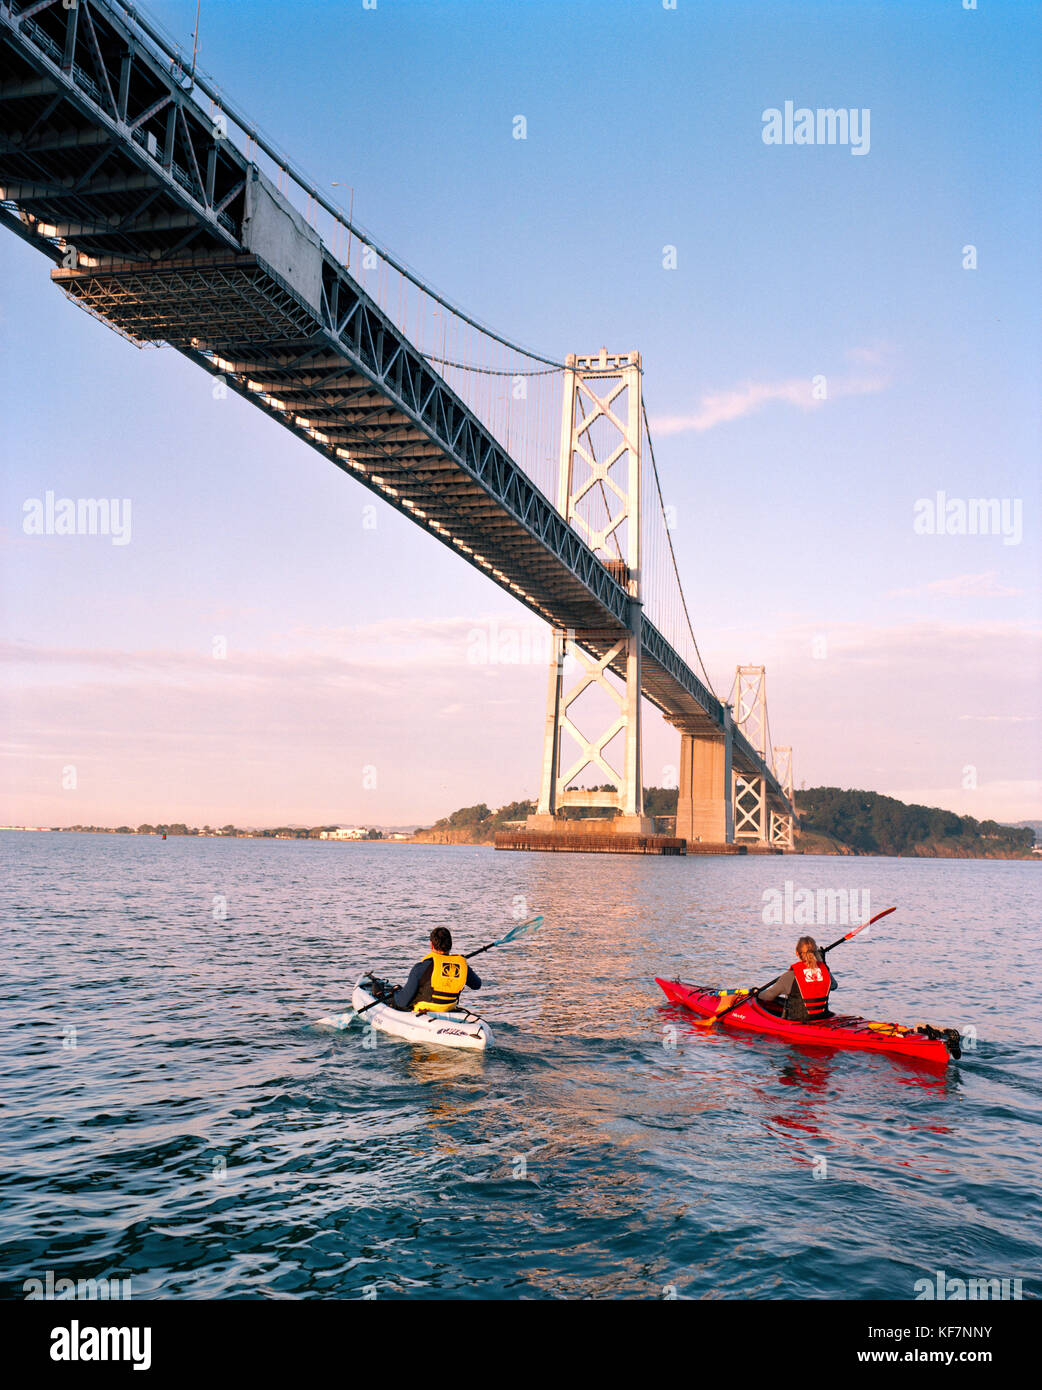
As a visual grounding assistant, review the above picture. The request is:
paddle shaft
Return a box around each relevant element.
[465,914,541,958]
[699,905,898,1027]
[353,985,386,1017]
[464,940,506,961]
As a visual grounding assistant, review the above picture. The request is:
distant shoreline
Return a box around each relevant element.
[2,824,1037,860]
[0,825,415,841]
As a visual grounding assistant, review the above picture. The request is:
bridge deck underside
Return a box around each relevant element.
[54,254,631,627]
[55,253,742,744]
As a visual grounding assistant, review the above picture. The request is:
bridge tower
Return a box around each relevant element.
[731,664,770,844]
[528,350,653,834]
[769,746,796,849]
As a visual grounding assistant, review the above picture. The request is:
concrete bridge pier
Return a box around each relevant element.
[673,711,734,846]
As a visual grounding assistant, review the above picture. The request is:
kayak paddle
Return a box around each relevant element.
[465,912,543,959]
[352,913,544,1016]
[693,905,897,1030]
[820,905,897,956]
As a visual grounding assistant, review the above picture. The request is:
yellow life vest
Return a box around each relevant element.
[413,951,469,1013]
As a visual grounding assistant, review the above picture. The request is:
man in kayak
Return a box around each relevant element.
[758,935,835,1022]
[391,927,482,1013]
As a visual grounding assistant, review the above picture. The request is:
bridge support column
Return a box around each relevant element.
[675,715,734,845]
[730,664,771,845]
[769,746,796,850]
[527,348,652,835]
[529,619,652,834]
[770,809,795,849]
[733,773,768,843]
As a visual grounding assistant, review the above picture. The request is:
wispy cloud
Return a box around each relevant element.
[888,571,1023,600]
[845,345,890,368]
[288,616,493,647]
[958,714,1037,724]
[649,350,891,436]
[4,616,1038,825]
[782,617,1041,671]
[0,612,549,685]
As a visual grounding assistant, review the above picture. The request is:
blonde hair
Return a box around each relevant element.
[795,935,819,961]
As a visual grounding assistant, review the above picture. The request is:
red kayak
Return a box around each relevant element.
[655,978,960,1066]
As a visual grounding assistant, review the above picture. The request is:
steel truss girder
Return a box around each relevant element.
[0,0,245,261]
[319,274,636,628]
[641,616,720,724]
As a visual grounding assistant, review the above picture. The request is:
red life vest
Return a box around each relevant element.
[790,958,831,1019]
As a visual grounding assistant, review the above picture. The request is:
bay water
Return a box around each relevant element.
[2,831,1039,1300]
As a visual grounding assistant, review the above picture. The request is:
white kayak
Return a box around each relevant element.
[316,973,492,1051]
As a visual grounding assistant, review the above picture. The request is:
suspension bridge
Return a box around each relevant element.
[1,0,798,852]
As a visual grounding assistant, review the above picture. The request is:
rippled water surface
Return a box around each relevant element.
[2,831,1040,1300]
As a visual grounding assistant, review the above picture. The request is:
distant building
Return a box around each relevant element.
[320,826,369,840]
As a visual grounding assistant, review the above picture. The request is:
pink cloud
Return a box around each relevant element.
[649,362,890,436]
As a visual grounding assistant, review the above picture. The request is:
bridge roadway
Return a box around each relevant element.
[0,0,793,814]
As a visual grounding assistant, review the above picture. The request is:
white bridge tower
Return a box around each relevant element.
[528,350,652,834]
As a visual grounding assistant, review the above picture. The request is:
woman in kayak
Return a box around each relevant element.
[391,927,482,1013]
[758,935,835,1022]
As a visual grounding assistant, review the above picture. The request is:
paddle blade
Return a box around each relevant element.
[694,990,745,1028]
[824,905,898,955]
[495,913,543,946]
[845,904,896,941]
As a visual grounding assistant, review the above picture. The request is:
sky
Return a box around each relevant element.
[2,0,1040,828]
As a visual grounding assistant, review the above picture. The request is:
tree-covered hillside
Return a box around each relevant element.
[413,787,1036,857]
[796,787,1035,857]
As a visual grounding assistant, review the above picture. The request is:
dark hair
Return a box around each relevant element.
[430,927,452,953]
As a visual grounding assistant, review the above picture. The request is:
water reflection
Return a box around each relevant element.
[653,1000,958,1178]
